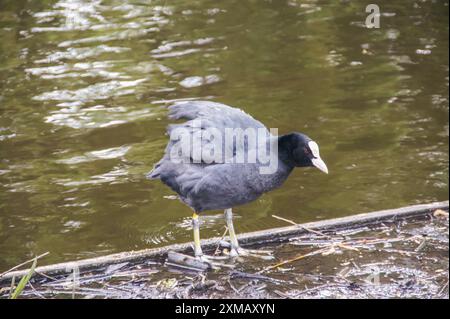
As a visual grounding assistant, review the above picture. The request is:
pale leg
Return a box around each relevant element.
[192,212,203,257]
[224,208,273,259]
[191,213,230,267]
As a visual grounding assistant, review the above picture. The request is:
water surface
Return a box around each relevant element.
[0,0,448,269]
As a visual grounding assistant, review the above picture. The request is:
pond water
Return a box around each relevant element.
[0,0,448,270]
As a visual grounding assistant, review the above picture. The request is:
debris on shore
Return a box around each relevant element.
[1,207,447,299]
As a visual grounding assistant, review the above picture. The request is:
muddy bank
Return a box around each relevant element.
[0,202,448,299]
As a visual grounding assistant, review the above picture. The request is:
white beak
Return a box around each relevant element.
[311,157,329,174]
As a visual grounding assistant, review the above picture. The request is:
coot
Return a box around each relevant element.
[147,101,328,262]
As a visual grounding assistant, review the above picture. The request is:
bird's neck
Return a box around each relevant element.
[250,136,294,193]
[277,134,297,168]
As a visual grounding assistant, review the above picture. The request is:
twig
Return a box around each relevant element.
[0,252,49,278]
[291,235,421,250]
[272,215,331,238]
[438,280,449,296]
[258,247,329,274]
[294,283,330,297]
[112,269,158,278]
[230,270,284,284]
[336,243,359,251]
[102,283,134,293]
[415,237,427,252]
[273,290,292,299]
[214,226,229,256]
[34,270,57,282]
[351,261,360,271]
[28,282,46,299]
[227,279,241,295]
[9,275,15,298]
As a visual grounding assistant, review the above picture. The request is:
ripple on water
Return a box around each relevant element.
[45,104,155,129]
[32,0,105,31]
[55,166,129,186]
[56,145,131,165]
[34,45,131,64]
[34,79,146,102]
[151,37,219,59]
[179,75,221,88]
[58,28,160,48]
[26,61,129,80]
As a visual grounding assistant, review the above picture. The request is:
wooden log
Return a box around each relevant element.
[0,200,447,284]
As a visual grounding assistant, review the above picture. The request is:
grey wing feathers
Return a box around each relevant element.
[147,101,269,180]
[146,101,271,211]
[167,101,268,131]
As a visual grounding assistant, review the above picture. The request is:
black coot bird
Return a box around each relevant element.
[147,101,328,263]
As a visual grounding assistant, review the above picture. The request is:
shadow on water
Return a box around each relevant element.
[0,0,448,270]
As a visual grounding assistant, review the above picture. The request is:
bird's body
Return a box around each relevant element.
[147,101,328,264]
[147,101,294,212]
[158,160,293,212]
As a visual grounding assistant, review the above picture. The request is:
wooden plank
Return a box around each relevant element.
[0,200,448,283]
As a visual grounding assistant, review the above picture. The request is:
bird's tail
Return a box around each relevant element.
[146,162,162,180]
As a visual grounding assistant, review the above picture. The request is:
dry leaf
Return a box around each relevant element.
[433,209,449,218]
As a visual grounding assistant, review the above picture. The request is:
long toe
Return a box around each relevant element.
[226,247,275,260]
[167,251,233,271]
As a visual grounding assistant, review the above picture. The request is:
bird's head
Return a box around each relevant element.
[279,132,328,174]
